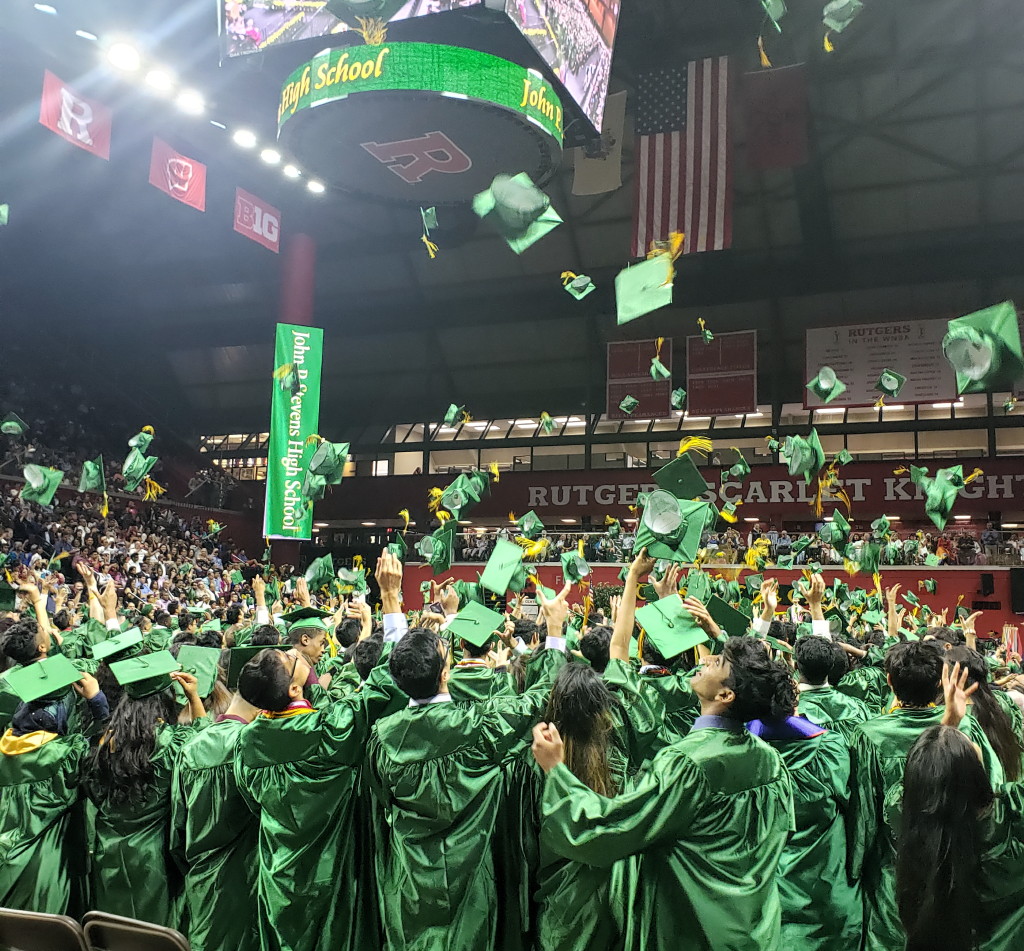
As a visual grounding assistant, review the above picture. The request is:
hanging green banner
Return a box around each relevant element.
[263,323,324,540]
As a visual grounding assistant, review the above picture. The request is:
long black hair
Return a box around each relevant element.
[543,664,621,796]
[83,689,179,808]
[897,725,994,951]
[947,647,1023,781]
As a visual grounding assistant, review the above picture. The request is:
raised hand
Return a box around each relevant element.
[941,661,978,727]
[531,722,565,773]
[652,563,682,601]
[684,596,723,639]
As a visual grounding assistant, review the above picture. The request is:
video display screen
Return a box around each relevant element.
[505,0,620,132]
[222,0,482,59]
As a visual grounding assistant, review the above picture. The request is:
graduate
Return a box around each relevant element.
[367,582,572,951]
[0,658,108,915]
[532,594,796,951]
[232,553,408,951]
[794,635,872,742]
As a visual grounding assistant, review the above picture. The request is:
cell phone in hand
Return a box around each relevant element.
[428,602,444,615]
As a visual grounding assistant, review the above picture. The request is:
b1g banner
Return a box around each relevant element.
[263,323,323,540]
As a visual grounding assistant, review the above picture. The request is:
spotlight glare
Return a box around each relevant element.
[283,164,301,178]
[34,3,58,14]
[232,128,257,148]
[209,120,227,129]
[307,180,326,194]
[75,29,98,40]
[175,89,204,114]
[145,69,174,93]
[107,41,141,71]
[260,148,281,165]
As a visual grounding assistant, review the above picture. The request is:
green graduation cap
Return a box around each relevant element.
[650,357,671,381]
[670,388,687,411]
[421,206,438,234]
[707,596,752,638]
[823,607,848,638]
[336,566,368,595]
[416,523,456,575]
[472,172,562,254]
[128,428,154,453]
[834,449,853,467]
[122,448,157,493]
[2,654,82,703]
[775,554,794,569]
[871,516,891,539]
[874,369,906,400]
[635,494,710,564]
[283,608,332,637]
[727,452,751,480]
[605,518,621,540]
[453,578,485,609]
[806,365,847,404]
[714,579,741,604]
[635,596,709,658]
[443,404,466,427]
[517,511,545,540]
[761,0,786,31]
[1,413,27,437]
[20,465,63,506]
[858,541,882,574]
[307,439,349,484]
[0,580,16,613]
[909,464,969,530]
[819,510,851,547]
[0,204,8,227]
[480,538,526,595]
[563,273,596,300]
[304,554,335,591]
[764,634,794,654]
[388,532,408,564]
[942,301,1024,395]
[862,610,885,627]
[920,578,937,594]
[903,591,920,608]
[685,568,713,604]
[619,395,640,415]
[440,472,488,520]
[653,453,709,500]
[791,536,813,555]
[200,619,223,635]
[924,553,941,567]
[78,455,106,495]
[615,255,674,325]
[781,430,825,484]
[175,645,221,698]
[445,600,506,648]
[226,644,287,689]
[110,650,181,699]
[823,0,864,32]
[561,549,590,584]
[745,573,764,597]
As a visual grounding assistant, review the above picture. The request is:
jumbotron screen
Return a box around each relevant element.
[505,0,619,132]
[221,0,482,59]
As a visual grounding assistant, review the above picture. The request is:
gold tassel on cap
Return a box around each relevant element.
[101,492,109,518]
[399,509,410,534]
[142,478,165,502]
[427,488,444,513]
[677,436,713,458]
[508,511,517,524]
[421,235,439,259]
[824,31,835,53]
[646,231,685,286]
[560,270,578,285]
[965,467,984,485]
[758,35,772,67]
[354,16,387,44]
[488,462,500,483]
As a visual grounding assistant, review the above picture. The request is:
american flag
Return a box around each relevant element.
[631,57,733,258]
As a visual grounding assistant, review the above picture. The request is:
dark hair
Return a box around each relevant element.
[388,628,445,700]
[512,618,539,646]
[460,637,492,659]
[237,649,293,712]
[579,625,612,673]
[508,652,529,693]
[336,618,362,650]
[1,621,43,666]
[250,624,281,646]
[767,620,798,646]
[286,625,326,647]
[925,626,965,648]
[196,629,222,650]
[897,725,993,951]
[350,634,384,682]
[722,637,796,721]
[543,664,620,796]
[640,636,669,667]
[172,632,198,648]
[154,612,171,628]
[794,636,834,685]
[53,609,71,631]
[885,641,942,706]
[225,606,242,625]
[827,644,849,686]
[947,647,1023,782]
[84,689,179,807]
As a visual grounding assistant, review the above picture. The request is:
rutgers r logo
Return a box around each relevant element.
[360,131,472,183]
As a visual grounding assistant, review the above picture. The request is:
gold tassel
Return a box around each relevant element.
[677,436,713,457]
[437,511,451,524]
[655,336,664,358]
[646,231,685,286]
[873,572,883,594]
[305,433,323,446]
[353,555,364,571]
[427,487,444,512]
[421,235,439,259]
[354,16,387,44]
[964,467,984,485]
[577,539,585,557]
[636,628,646,663]
[101,492,109,518]
[508,510,518,524]
[141,425,155,435]
[460,409,472,424]
[720,503,741,523]
[604,514,618,526]
[516,536,550,559]
[874,394,885,409]
[488,462,500,483]
[399,509,410,534]
[758,35,772,67]
[142,478,166,501]
[893,466,909,476]
[843,559,859,577]
[560,270,577,285]
[824,31,834,53]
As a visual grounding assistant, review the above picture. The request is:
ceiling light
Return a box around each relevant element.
[175,88,204,114]
[954,515,972,521]
[34,3,58,14]
[816,407,846,415]
[107,41,141,71]
[560,518,577,523]
[260,147,281,164]
[360,521,376,527]
[76,29,98,41]
[883,516,901,521]
[145,69,174,93]
[743,517,759,522]
[314,522,329,527]
[232,128,257,148]
[883,405,905,411]
[307,180,326,194]
[283,163,301,178]
[458,520,472,525]
[209,120,226,129]
[469,423,487,430]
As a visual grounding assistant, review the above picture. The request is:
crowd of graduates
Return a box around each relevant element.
[4,536,1024,951]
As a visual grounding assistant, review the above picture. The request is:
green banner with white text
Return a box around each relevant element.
[263,323,323,540]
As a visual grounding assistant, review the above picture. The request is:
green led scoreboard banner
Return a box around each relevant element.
[277,43,563,203]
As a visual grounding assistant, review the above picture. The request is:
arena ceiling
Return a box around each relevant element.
[4,0,1024,450]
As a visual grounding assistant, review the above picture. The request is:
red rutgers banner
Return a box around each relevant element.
[38,70,111,160]
[233,188,281,253]
[148,138,207,211]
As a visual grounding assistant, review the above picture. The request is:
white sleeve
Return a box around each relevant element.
[384,613,408,643]
[751,616,771,636]
[811,620,833,639]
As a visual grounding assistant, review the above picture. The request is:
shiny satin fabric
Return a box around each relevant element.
[836,665,890,716]
[368,650,566,951]
[797,686,873,744]
[767,729,862,951]
[233,667,404,951]
[0,729,88,914]
[541,726,794,951]
[171,719,258,951]
[89,721,206,928]
[632,666,701,742]
[448,665,514,704]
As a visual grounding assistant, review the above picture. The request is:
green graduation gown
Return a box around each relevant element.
[540,723,794,951]
[447,662,514,703]
[797,685,873,743]
[0,729,89,914]
[171,718,258,951]
[90,721,206,928]
[234,667,404,951]
[836,664,890,715]
[368,649,567,951]
[634,665,700,741]
[850,707,1003,951]
[766,728,861,951]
